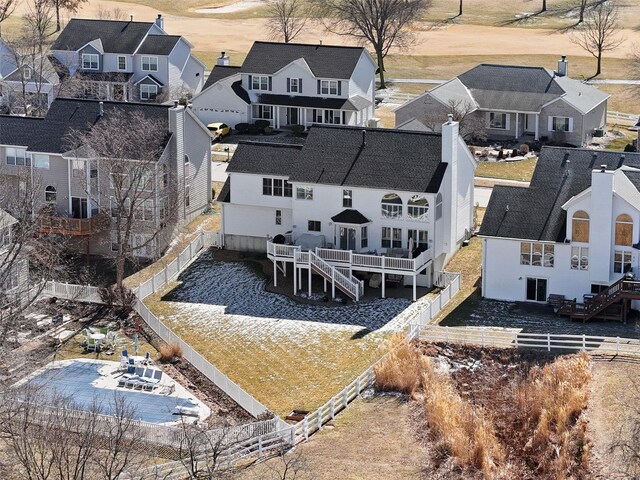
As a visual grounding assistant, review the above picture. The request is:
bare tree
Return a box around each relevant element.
[422,99,486,141]
[266,0,308,43]
[95,5,126,20]
[176,421,235,479]
[542,0,547,13]
[65,109,177,293]
[311,0,432,89]
[0,0,15,37]
[47,0,88,32]
[458,0,462,16]
[571,1,624,78]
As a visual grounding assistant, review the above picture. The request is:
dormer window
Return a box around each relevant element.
[23,66,32,79]
[288,78,301,93]
[82,53,99,70]
[141,56,158,72]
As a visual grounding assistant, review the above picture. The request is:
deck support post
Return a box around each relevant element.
[293,262,297,295]
[332,269,336,299]
[381,272,386,299]
[413,275,417,302]
[308,267,312,296]
[323,277,327,292]
[273,261,277,287]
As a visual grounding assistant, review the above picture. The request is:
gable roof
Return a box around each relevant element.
[331,209,371,224]
[228,125,448,194]
[240,41,367,79]
[203,65,241,90]
[0,98,170,155]
[52,19,153,54]
[479,147,640,242]
[137,34,181,55]
[426,63,609,114]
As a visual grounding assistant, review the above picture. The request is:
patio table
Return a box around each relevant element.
[89,333,106,341]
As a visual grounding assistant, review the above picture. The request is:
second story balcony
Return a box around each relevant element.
[39,214,106,236]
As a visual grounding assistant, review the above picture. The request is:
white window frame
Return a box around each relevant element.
[296,186,313,200]
[117,56,127,71]
[289,78,300,93]
[408,229,428,249]
[488,112,509,130]
[407,195,429,220]
[381,194,403,219]
[253,105,273,120]
[82,53,99,70]
[72,159,86,178]
[381,227,402,249]
[361,226,368,249]
[343,189,352,208]
[45,186,56,203]
[321,80,338,96]
[550,116,572,132]
[614,250,633,274]
[140,84,158,101]
[571,246,589,270]
[251,75,269,91]
[308,220,321,232]
[6,147,28,166]
[520,242,554,267]
[32,154,49,170]
[141,56,158,72]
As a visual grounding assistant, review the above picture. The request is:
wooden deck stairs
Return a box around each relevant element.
[307,251,364,301]
[557,278,640,322]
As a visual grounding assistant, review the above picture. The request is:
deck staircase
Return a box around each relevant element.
[557,278,640,322]
[307,251,364,301]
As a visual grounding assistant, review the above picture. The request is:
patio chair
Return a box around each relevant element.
[99,327,108,335]
[86,337,97,352]
[120,350,129,368]
[125,367,145,388]
[142,369,163,391]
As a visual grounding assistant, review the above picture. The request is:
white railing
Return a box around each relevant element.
[267,242,300,259]
[607,111,638,126]
[292,270,461,441]
[41,282,104,304]
[413,325,640,357]
[306,251,362,301]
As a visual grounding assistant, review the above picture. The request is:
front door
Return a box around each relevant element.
[71,197,88,219]
[524,114,537,134]
[287,107,299,125]
[339,227,356,250]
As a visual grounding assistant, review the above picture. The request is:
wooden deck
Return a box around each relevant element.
[557,279,640,323]
[39,216,100,236]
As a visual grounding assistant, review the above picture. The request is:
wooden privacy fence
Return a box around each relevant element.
[413,325,640,357]
[292,271,461,442]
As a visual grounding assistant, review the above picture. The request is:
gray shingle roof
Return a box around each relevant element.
[479,147,640,242]
[256,94,370,111]
[228,125,448,193]
[240,41,366,79]
[0,98,170,155]
[459,64,564,95]
[137,35,181,55]
[203,65,241,90]
[331,209,370,224]
[52,19,153,54]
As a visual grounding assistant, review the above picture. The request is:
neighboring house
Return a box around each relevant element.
[0,98,212,259]
[191,42,377,130]
[395,57,609,146]
[218,119,476,300]
[50,16,205,102]
[0,38,60,112]
[0,209,28,305]
[479,147,640,317]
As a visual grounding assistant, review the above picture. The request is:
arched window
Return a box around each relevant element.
[45,186,56,203]
[435,193,443,220]
[571,210,589,243]
[408,195,429,220]
[615,213,633,246]
[381,193,402,219]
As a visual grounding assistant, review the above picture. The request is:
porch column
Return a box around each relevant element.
[275,107,280,129]
[514,113,519,139]
[303,108,307,128]
[534,114,540,141]
[323,277,327,292]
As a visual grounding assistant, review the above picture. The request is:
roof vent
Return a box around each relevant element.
[600,164,607,172]
[505,204,509,212]
[362,129,366,147]
[130,15,133,22]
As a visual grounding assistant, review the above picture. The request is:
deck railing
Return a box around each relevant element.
[39,216,99,235]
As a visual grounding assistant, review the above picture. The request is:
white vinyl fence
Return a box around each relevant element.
[292,271,461,441]
[41,282,104,304]
[412,325,640,357]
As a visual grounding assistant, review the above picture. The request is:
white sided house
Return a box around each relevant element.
[218,119,476,301]
[191,42,377,130]
[480,147,640,321]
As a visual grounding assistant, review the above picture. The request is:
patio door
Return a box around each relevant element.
[287,107,299,125]
[339,226,356,250]
[526,277,547,302]
[71,197,88,219]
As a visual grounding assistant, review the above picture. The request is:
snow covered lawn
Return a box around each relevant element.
[145,251,424,416]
